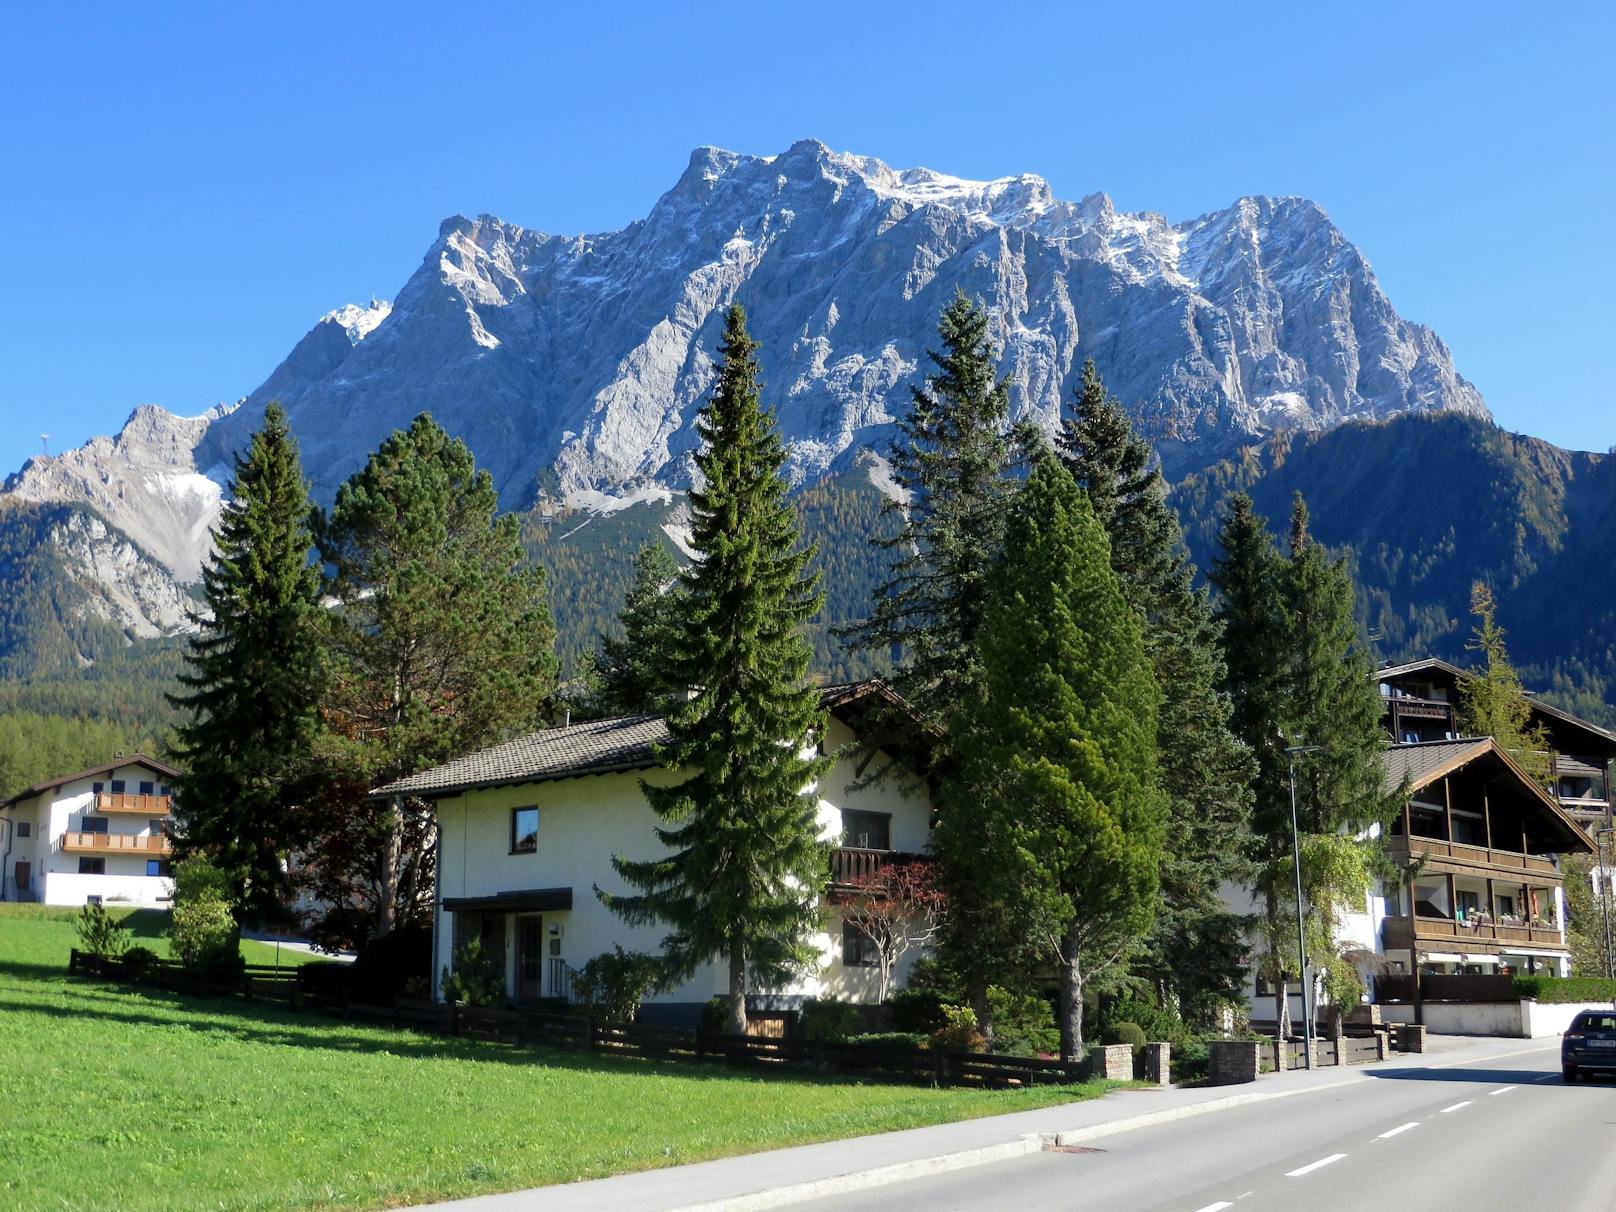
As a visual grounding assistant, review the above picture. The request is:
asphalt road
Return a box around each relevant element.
[793,1043,1616,1212]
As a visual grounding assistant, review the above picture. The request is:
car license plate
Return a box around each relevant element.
[1589,1039,1616,1048]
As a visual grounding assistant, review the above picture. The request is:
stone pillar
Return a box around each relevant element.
[1395,1023,1426,1053]
[1143,1042,1171,1086]
[1374,1029,1388,1061]
[1088,1043,1133,1082]
[1209,1040,1261,1085]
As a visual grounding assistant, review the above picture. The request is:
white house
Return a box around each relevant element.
[0,756,179,907]
[371,682,936,1028]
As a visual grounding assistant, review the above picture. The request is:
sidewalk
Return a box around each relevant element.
[409,1035,1556,1212]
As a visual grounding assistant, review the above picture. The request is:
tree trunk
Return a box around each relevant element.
[377,796,404,937]
[1059,921,1084,1062]
[726,935,748,1035]
[967,973,994,1052]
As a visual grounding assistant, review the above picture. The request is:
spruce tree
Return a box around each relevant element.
[1059,360,1255,1021]
[949,453,1165,1060]
[592,541,684,717]
[169,401,324,921]
[600,305,832,1034]
[842,289,1022,1037]
[1458,580,1553,785]
[313,413,558,937]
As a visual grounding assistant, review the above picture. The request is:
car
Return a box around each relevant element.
[1561,1010,1616,1082]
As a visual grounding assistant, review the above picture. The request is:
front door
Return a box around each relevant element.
[517,916,544,1002]
[13,861,30,897]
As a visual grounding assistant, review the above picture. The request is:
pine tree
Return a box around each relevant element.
[949,454,1165,1060]
[599,305,832,1034]
[592,541,684,717]
[1059,360,1255,1021]
[313,413,558,937]
[842,289,1022,1037]
[168,402,324,921]
[1458,580,1554,785]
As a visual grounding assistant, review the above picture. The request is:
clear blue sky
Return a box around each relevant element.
[2,2,1611,476]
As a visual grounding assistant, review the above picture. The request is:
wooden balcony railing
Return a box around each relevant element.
[95,792,172,815]
[1384,836,1559,877]
[829,847,929,888]
[1380,913,1563,951]
[60,832,172,855]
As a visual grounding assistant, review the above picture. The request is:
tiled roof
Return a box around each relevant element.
[0,754,180,811]
[371,682,896,800]
[1380,738,1492,794]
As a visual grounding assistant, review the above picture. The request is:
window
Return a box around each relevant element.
[78,857,106,875]
[92,782,104,794]
[149,819,164,836]
[146,859,172,877]
[842,921,878,968]
[510,807,540,854]
[110,780,126,795]
[842,810,890,851]
[139,780,154,796]
[80,816,109,834]
[16,822,30,838]
[158,785,172,798]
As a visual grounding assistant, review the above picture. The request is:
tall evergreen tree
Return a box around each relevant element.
[949,454,1165,1060]
[168,402,324,921]
[1458,580,1553,785]
[842,289,1022,1036]
[591,540,684,717]
[600,305,832,1034]
[1059,360,1255,1020]
[313,413,557,937]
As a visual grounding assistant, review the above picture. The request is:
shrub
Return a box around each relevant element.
[349,925,433,1000]
[170,895,239,971]
[173,856,234,906]
[121,945,160,977]
[297,960,351,1001]
[799,996,862,1042]
[1513,975,1616,1004]
[888,987,948,1034]
[987,985,1060,1057]
[927,1004,985,1053]
[441,937,505,1006]
[1096,995,1191,1048]
[846,1031,927,1049]
[573,947,661,1021]
[74,901,129,958]
[1104,1021,1147,1056]
[700,997,729,1033]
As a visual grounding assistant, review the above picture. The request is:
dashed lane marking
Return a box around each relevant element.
[1376,1122,1420,1139]
[1439,1100,1473,1113]
[1491,1085,1517,1095]
[1189,1203,1233,1211]
[1286,1153,1347,1177]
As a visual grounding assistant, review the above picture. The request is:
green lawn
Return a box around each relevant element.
[0,906,1108,1212]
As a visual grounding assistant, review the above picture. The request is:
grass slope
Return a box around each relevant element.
[0,906,1105,1212]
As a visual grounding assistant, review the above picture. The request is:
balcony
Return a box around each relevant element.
[1384,835,1559,877]
[95,792,173,816]
[829,847,929,890]
[60,832,172,855]
[1384,696,1455,721]
[1380,913,1563,951]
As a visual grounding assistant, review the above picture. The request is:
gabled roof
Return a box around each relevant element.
[371,681,911,801]
[1377,657,1467,683]
[1376,657,1616,748]
[1381,736,1594,853]
[0,754,180,811]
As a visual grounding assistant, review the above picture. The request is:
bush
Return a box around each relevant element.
[888,987,949,1034]
[846,1031,928,1050]
[297,960,352,1001]
[348,925,433,1001]
[700,997,729,1033]
[987,985,1060,1057]
[441,936,505,1006]
[573,947,661,1021]
[170,896,240,972]
[1104,1021,1147,1056]
[74,901,129,957]
[121,945,160,977]
[1513,975,1616,1003]
[1096,995,1192,1048]
[927,1004,985,1052]
[799,996,861,1043]
[173,856,234,906]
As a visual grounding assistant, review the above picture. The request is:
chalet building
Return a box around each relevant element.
[0,756,179,907]
[371,682,933,1027]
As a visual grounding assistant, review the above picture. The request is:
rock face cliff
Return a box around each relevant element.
[4,140,1488,622]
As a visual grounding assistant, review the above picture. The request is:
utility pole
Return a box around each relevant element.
[1287,742,1322,1070]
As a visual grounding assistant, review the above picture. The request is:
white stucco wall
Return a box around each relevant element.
[1379,998,1616,1038]
[431,713,934,1009]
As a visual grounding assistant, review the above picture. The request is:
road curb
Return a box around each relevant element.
[668,1040,1560,1212]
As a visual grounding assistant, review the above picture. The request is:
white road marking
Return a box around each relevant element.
[1439,1100,1473,1113]
[1286,1153,1347,1177]
[1533,1073,1561,1083]
[1491,1085,1517,1095]
[1190,1203,1233,1212]
[1376,1122,1420,1139]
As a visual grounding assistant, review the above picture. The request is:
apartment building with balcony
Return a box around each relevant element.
[0,756,179,906]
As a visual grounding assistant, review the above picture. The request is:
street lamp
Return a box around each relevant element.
[1286,742,1322,1070]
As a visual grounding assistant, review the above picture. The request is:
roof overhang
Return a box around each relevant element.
[441,887,574,914]
[1391,737,1595,854]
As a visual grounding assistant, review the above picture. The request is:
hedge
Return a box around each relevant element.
[1512,975,1616,1003]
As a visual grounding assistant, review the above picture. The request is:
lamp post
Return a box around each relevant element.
[1286,743,1322,1070]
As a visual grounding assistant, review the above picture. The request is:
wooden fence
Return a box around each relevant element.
[1255,1033,1386,1072]
[67,949,1095,1090]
